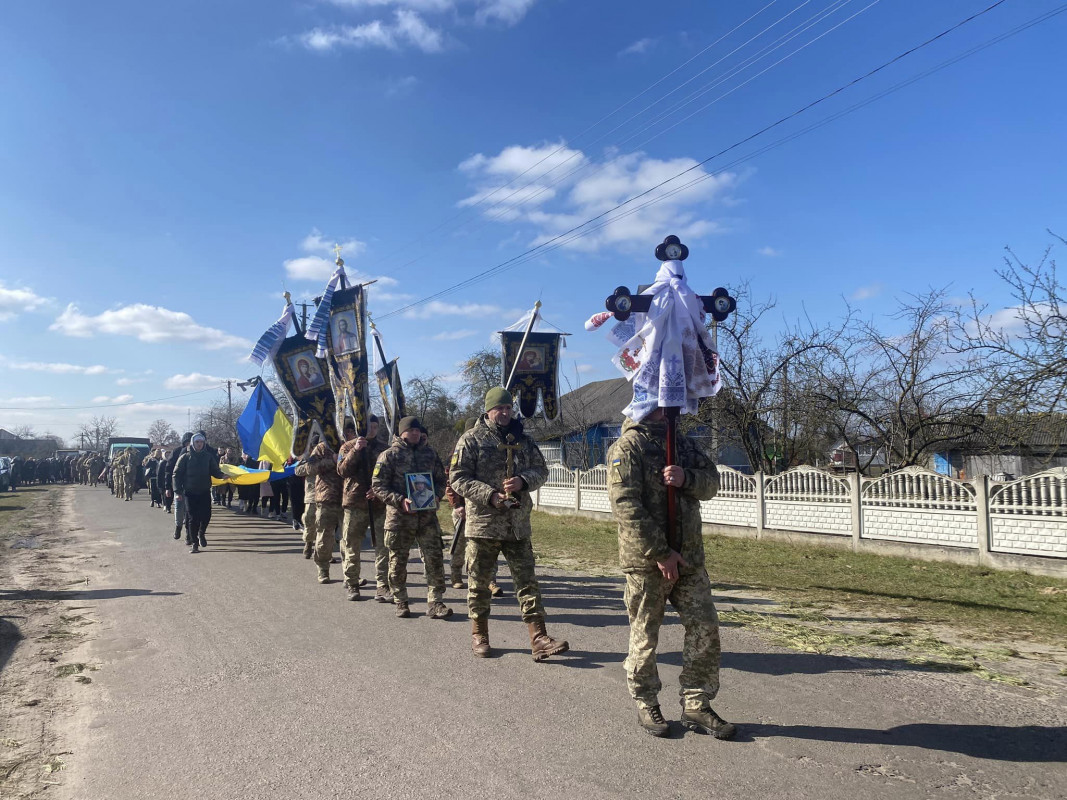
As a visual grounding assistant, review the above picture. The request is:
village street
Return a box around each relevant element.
[18,486,1067,799]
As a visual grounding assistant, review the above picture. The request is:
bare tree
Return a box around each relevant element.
[814,289,992,470]
[75,415,117,452]
[697,284,846,474]
[146,418,179,446]
[406,373,463,456]
[11,425,35,439]
[459,347,502,411]
[193,400,241,453]
[957,231,1067,414]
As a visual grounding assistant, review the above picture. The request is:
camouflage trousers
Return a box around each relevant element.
[466,537,545,623]
[114,472,125,499]
[341,506,387,590]
[623,568,721,711]
[302,501,318,548]
[449,509,466,583]
[123,471,134,500]
[385,514,445,605]
[314,503,341,568]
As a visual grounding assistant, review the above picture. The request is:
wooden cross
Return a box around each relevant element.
[498,434,522,508]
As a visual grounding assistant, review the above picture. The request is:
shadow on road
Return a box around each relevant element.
[741,722,1067,762]
[0,589,181,601]
[0,615,24,677]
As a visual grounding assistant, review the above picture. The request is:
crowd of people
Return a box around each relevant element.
[63,386,736,740]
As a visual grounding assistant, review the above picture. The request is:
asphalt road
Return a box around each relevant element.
[57,486,1066,800]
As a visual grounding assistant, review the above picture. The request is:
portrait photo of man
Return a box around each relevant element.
[292,355,325,392]
[333,312,360,355]
[406,472,436,510]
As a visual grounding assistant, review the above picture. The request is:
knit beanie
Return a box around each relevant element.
[398,416,421,434]
[484,387,514,412]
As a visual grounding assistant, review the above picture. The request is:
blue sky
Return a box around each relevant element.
[1,0,1065,440]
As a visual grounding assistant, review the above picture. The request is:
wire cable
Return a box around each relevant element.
[377,0,1033,320]
[0,386,226,411]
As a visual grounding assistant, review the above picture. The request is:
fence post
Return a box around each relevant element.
[574,468,581,513]
[849,472,862,552]
[755,471,766,539]
[974,474,992,566]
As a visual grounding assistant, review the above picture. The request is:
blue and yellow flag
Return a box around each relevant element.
[212,462,297,487]
[236,382,293,468]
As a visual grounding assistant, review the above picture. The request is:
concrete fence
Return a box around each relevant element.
[532,463,1067,577]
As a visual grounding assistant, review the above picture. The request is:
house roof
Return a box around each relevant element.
[528,377,631,440]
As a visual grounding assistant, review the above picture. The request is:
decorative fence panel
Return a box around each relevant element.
[537,463,577,509]
[861,467,977,549]
[530,460,1067,571]
[579,465,611,513]
[701,466,758,527]
[764,467,852,536]
[990,469,1067,557]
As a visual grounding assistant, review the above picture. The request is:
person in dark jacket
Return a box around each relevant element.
[165,433,192,538]
[173,433,225,554]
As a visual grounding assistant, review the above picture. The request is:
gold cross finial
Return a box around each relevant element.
[333,243,343,260]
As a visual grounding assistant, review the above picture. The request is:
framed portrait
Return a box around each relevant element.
[405,472,437,511]
[331,310,361,355]
[514,343,547,374]
[288,352,326,394]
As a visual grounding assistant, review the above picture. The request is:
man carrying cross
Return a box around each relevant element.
[449,387,568,660]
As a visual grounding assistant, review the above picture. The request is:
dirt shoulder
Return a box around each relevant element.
[0,486,101,799]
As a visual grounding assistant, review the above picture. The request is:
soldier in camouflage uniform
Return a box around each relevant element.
[450,388,568,661]
[606,408,735,739]
[112,452,126,500]
[371,416,452,620]
[337,416,388,602]
[293,441,319,560]
[122,447,137,500]
[306,438,343,584]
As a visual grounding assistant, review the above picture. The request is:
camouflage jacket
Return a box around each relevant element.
[371,436,445,530]
[293,461,318,503]
[337,435,386,510]
[607,418,719,573]
[307,441,343,506]
[449,415,548,541]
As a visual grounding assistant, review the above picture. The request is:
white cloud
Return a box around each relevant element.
[385,75,419,97]
[431,329,477,341]
[1,356,119,376]
[0,282,50,321]
[284,256,336,281]
[619,37,656,57]
[474,0,536,25]
[575,364,596,374]
[299,10,445,53]
[850,284,883,301]
[0,396,53,405]
[116,375,152,386]
[401,300,517,319]
[459,142,738,253]
[300,227,367,258]
[50,303,251,350]
[164,373,229,391]
[757,246,782,257]
[324,0,535,26]
[90,394,134,404]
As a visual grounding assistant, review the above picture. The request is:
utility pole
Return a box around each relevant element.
[226,380,233,425]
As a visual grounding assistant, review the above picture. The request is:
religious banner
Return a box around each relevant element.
[272,333,340,454]
[326,283,370,435]
[375,358,406,436]
[501,330,563,421]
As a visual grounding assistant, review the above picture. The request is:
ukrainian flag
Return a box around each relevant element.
[236,382,293,470]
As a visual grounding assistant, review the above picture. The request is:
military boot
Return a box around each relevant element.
[317,566,330,584]
[302,543,314,559]
[637,705,670,738]
[428,602,453,620]
[680,706,736,740]
[395,601,411,618]
[345,584,361,601]
[489,581,505,597]
[527,617,568,661]
[471,618,490,658]
[374,587,393,603]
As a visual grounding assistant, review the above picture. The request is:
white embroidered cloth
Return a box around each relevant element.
[604,260,721,421]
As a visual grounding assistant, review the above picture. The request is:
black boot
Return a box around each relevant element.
[198,522,207,548]
[174,524,182,540]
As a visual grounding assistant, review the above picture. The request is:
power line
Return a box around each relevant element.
[378,0,1024,320]
[0,386,225,411]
